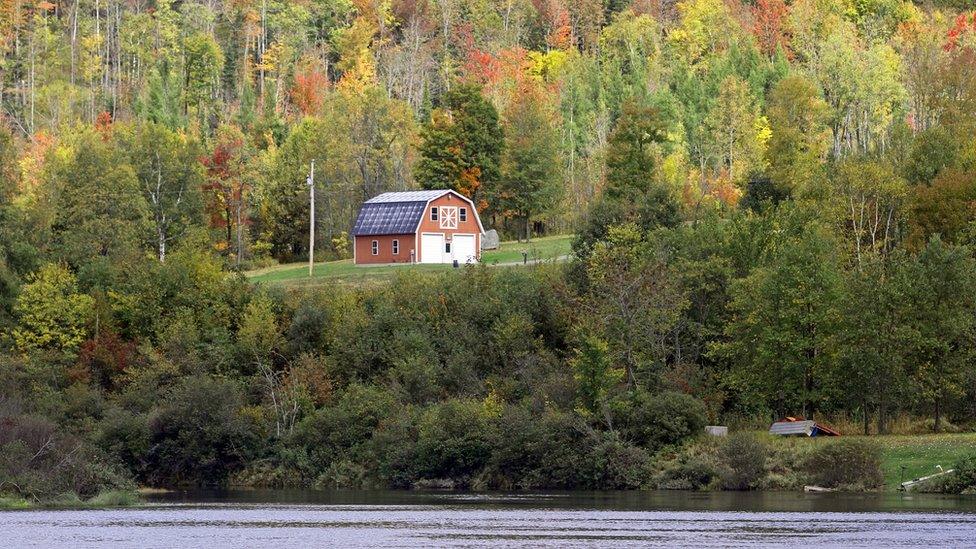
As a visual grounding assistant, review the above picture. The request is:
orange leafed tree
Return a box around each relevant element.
[946,12,976,51]
[531,0,574,49]
[752,0,791,58]
[290,69,328,116]
[95,111,113,140]
[201,127,251,265]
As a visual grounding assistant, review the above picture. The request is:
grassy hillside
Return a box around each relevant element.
[247,234,574,286]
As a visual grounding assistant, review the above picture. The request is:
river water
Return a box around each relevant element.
[3,490,976,548]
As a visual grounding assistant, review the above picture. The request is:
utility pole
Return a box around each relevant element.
[307,159,315,277]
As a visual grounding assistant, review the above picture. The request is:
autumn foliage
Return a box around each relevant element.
[290,69,328,116]
[752,0,791,58]
[946,11,976,51]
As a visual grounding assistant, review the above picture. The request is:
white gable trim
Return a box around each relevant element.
[411,190,485,235]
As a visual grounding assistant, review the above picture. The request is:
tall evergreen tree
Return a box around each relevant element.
[495,87,561,241]
[414,84,503,209]
[574,100,678,261]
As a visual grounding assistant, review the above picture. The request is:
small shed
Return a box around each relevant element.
[769,417,840,437]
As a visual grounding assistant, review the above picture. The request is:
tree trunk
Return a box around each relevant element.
[862,400,869,435]
[235,198,245,268]
[225,204,233,252]
[158,227,166,263]
[878,387,888,435]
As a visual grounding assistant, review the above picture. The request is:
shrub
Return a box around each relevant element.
[484,406,594,490]
[611,390,708,450]
[0,413,132,501]
[286,300,328,356]
[762,438,813,490]
[97,407,150,479]
[315,459,370,489]
[654,455,720,490]
[718,433,768,490]
[388,355,440,405]
[583,432,652,489]
[230,459,305,488]
[411,399,494,484]
[927,453,976,494]
[145,376,259,486]
[803,439,883,490]
[287,384,398,474]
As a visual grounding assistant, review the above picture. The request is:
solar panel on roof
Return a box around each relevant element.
[352,201,427,235]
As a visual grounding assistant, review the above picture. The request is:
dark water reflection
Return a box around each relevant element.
[4,490,976,547]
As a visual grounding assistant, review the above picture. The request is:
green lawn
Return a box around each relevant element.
[765,432,976,490]
[247,234,574,286]
[870,433,976,489]
[480,234,574,264]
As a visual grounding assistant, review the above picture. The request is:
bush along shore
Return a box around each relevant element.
[0,491,140,510]
[4,263,976,500]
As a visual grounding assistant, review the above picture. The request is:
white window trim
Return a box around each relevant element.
[460,207,467,222]
[430,206,438,221]
[392,239,399,255]
[371,240,379,255]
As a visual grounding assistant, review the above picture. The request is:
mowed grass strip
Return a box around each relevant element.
[479,234,574,264]
[870,433,976,489]
[247,234,575,286]
[765,432,976,490]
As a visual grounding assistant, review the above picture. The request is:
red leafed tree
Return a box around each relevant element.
[753,0,791,59]
[945,12,976,52]
[201,127,251,266]
[464,47,501,85]
[290,69,328,116]
[94,111,113,140]
[457,23,501,85]
[532,0,574,49]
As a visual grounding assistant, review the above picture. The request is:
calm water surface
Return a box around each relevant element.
[3,490,976,548]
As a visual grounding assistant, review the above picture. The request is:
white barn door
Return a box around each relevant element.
[420,233,445,263]
[452,234,476,264]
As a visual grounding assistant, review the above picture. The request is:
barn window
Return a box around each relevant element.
[445,241,452,253]
[392,240,399,255]
[371,240,379,255]
[430,207,438,221]
[460,208,467,222]
[439,207,458,229]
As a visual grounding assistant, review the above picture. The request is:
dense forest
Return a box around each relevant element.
[3,0,976,500]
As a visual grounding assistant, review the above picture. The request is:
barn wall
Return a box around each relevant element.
[416,193,482,261]
[354,234,416,264]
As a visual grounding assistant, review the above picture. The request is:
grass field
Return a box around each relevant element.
[766,432,976,490]
[247,234,574,286]
[870,433,976,489]
[479,234,574,265]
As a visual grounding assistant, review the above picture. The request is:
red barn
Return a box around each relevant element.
[352,190,484,265]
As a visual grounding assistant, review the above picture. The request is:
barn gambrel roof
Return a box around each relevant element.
[352,190,483,236]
